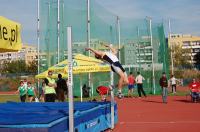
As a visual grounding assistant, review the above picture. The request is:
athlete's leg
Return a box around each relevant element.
[123,73,129,86]
[29,96,33,102]
[117,71,127,92]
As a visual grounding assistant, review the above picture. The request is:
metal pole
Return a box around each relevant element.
[87,0,91,57]
[110,31,115,129]
[117,16,121,61]
[37,0,40,93]
[147,17,156,94]
[137,27,141,71]
[57,0,60,63]
[47,2,50,67]
[168,19,174,75]
[110,44,115,129]
[67,27,74,132]
[87,0,92,96]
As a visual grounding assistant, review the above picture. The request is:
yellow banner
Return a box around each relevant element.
[0,16,22,52]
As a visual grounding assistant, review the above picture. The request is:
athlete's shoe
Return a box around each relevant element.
[117,92,124,99]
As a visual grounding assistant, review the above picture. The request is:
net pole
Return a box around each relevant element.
[149,18,156,95]
[37,0,40,94]
[62,1,65,58]
[168,19,174,75]
[67,27,74,132]
[147,16,155,94]
[57,0,60,63]
[87,0,92,97]
[117,16,121,62]
[47,2,50,67]
[137,27,141,71]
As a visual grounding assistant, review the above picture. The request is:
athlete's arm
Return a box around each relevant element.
[85,48,104,57]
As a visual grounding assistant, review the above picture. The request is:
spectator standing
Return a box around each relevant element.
[23,78,28,91]
[135,72,146,98]
[56,74,67,102]
[169,75,179,94]
[16,81,27,102]
[39,81,45,102]
[127,72,135,98]
[27,82,36,102]
[159,72,168,104]
[82,84,90,98]
[44,71,57,102]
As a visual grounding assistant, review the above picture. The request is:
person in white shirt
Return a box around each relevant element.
[135,72,146,98]
[23,78,28,90]
[170,75,179,94]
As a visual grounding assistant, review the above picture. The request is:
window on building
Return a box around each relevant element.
[193,48,200,53]
[183,41,190,47]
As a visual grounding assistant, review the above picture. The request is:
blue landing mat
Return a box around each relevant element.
[0,101,118,132]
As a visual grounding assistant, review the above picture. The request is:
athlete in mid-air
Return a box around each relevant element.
[86,44,128,98]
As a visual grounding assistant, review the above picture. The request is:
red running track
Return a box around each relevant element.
[111,96,200,132]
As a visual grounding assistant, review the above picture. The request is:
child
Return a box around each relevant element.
[16,81,27,102]
[96,86,110,101]
[27,82,36,102]
[127,72,135,98]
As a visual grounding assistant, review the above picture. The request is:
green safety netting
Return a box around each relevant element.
[39,0,169,97]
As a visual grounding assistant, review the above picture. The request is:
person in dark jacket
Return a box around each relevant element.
[159,72,168,103]
[56,74,67,102]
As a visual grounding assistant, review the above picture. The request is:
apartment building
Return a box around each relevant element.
[0,44,37,64]
[169,34,200,64]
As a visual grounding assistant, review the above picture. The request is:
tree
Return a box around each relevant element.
[27,60,38,74]
[194,51,200,70]
[1,60,27,74]
[169,44,192,68]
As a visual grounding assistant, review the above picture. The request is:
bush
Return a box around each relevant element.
[0,76,36,91]
[173,69,200,79]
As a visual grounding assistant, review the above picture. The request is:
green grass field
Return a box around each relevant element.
[0,95,20,102]
[0,90,189,103]
[0,94,102,103]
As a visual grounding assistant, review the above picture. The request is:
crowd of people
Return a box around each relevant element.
[16,71,68,102]
[16,71,199,103]
[96,71,200,104]
[16,79,38,102]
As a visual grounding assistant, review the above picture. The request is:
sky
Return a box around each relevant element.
[0,0,200,45]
